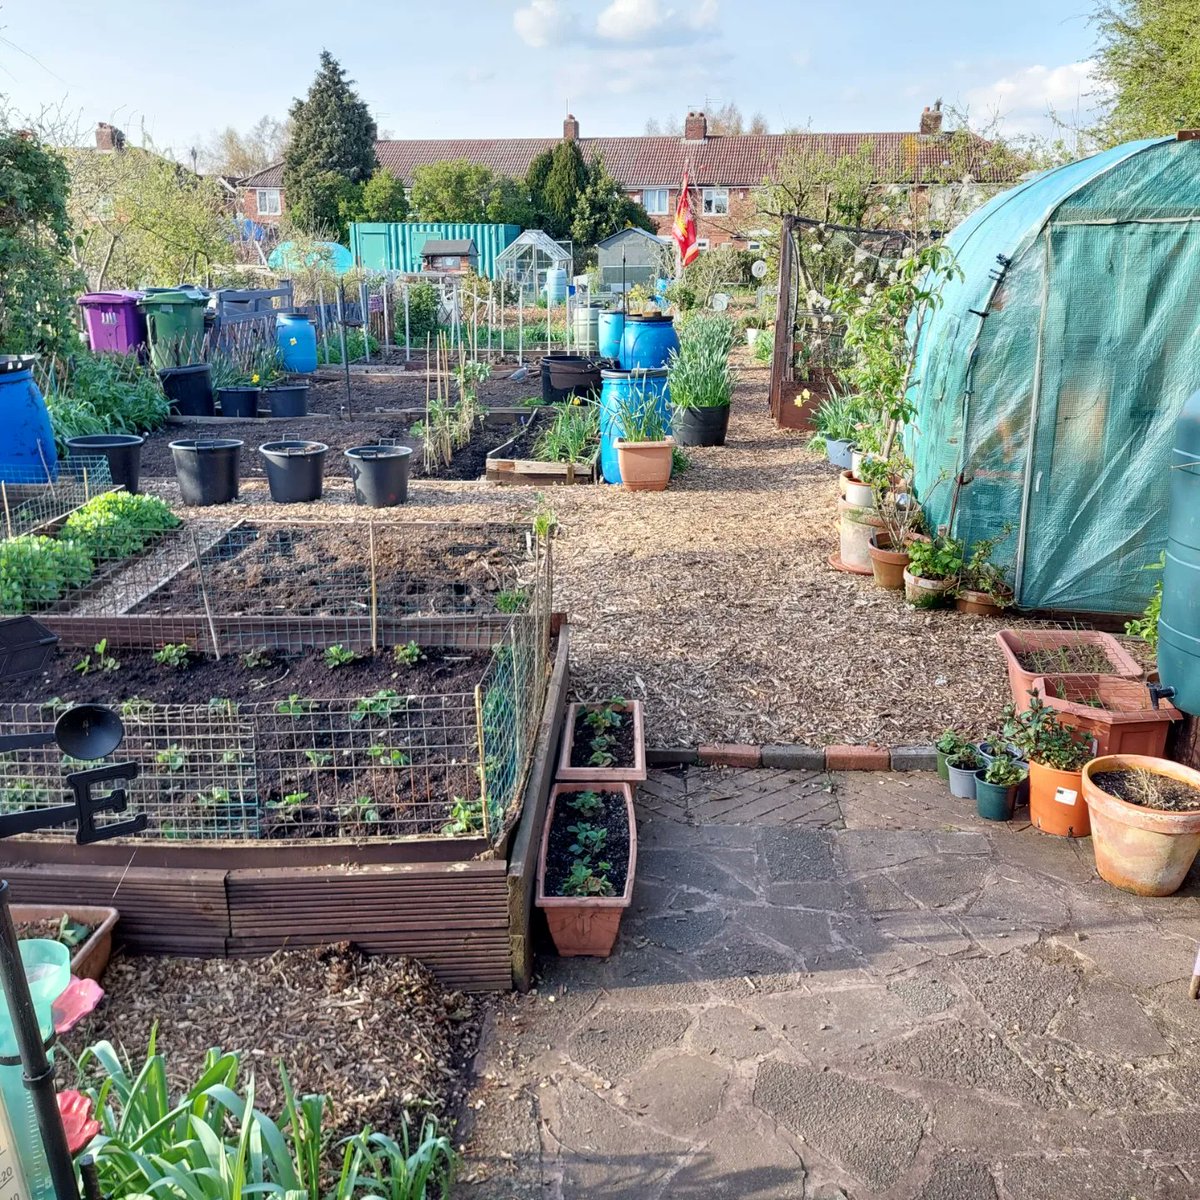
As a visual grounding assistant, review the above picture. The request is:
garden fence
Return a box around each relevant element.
[0,457,114,540]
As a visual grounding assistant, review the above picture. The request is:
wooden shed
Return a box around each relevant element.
[420,238,479,275]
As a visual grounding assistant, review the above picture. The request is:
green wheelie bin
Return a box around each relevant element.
[138,288,209,369]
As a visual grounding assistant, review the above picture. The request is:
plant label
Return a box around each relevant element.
[1054,786,1079,806]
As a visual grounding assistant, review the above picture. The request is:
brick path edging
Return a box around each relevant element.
[646,743,938,771]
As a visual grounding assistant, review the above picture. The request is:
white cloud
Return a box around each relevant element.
[513,0,576,48]
[596,0,719,41]
[965,60,1109,136]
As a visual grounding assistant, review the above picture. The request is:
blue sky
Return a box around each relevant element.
[1,0,1101,154]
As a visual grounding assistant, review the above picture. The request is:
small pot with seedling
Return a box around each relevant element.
[955,529,1015,616]
[936,730,969,781]
[536,782,637,957]
[974,756,1027,822]
[557,697,647,784]
[945,743,983,800]
[904,534,962,608]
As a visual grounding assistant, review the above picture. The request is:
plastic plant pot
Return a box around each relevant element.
[259,440,327,503]
[946,760,980,800]
[345,444,413,508]
[615,438,673,492]
[65,433,145,494]
[1028,760,1090,838]
[826,438,854,470]
[974,771,1021,821]
[263,383,310,418]
[541,355,601,405]
[158,364,213,416]
[217,386,261,418]
[169,438,242,506]
[672,404,730,447]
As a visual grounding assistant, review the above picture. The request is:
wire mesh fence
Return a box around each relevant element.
[0,458,114,540]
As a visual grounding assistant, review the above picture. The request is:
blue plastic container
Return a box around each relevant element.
[276,311,318,374]
[620,314,679,371]
[1160,387,1200,715]
[0,356,58,483]
[598,310,625,360]
[599,368,671,485]
[545,268,568,305]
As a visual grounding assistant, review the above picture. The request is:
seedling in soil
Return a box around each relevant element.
[393,641,425,667]
[567,790,604,817]
[241,647,274,669]
[340,795,381,824]
[74,638,119,675]
[304,749,333,767]
[588,734,618,768]
[41,697,71,716]
[276,694,314,717]
[208,697,238,717]
[351,689,407,722]
[367,744,410,766]
[562,860,615,897]
[196,786,233,806]
[156,744,186,772]
[495,588,530,614]
[442,796,483,835]
[154,642,192,669]
[279,790,309,807]
[323,644,359,669]
[567,822,607,859]
[220,749,242,765]
[584,701,625,733]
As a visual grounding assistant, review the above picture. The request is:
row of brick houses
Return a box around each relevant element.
[238,105,1011,248]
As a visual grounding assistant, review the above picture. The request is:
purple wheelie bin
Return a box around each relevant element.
[78,290,147,355]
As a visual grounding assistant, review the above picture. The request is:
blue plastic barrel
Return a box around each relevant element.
[621,314,679,370]
[598,310,625,360]
[1159,387,1200,714]
[545,268,568,306]
[599,368,671,484]
[0,356,58,483]
[276,311,318,374]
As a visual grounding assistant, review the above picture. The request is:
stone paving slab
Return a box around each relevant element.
[455,768,1200,1199]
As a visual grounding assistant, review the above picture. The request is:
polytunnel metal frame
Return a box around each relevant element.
[496,231,573,304]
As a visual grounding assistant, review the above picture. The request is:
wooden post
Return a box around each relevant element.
[368,521,379,653]
[475,684,491,841]
[769,214,797,424]
[190,529,222,659]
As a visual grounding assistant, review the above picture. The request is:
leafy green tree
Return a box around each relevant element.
[570,154,655,253]
[541,140,589,237]
[284,51,377,233]
[356,166,409,222]
[1093,0,1200,143]
[0,128,79,356]
[410,159,532,225]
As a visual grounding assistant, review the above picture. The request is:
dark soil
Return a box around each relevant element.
[487,411,553,463]
[544,788,631,898]
[1016,644,1117,674]
[569,704,637,770]
[417,422,495,481]
[15,916,92,943]
[1091,769,1200,812]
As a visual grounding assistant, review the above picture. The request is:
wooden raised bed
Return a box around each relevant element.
[485,411,599,487]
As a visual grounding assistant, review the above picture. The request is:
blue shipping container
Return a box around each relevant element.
[349,223,521,278]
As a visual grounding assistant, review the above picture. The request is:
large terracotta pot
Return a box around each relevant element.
[1031,675,1179,759]
[1083,755,1200,895]
[838,499,884,572]
[903,568,955,609]
[1029,759,1090,837]
[867,532,909,590]
[995,629,1143,707]
[616,437,673,492]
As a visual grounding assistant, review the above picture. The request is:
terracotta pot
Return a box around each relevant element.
[867,532,909,590]
[536,783,637,957]
[955,589,1010,617]
[1082,754,1200,896]
[557,700,647,784]
[839,469,874,508]
[1028,759,1091,837]
[838,500,884,573]
[10,904,119,982]
[903,568,955,609]
[1032,674,1179,758]
[995,629,1143,708]
[616,437,673,492]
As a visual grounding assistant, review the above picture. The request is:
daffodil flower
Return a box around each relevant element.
[251,373,260,383]
[289,337,297,346]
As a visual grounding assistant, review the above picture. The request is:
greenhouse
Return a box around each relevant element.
[495,229,572,302]
[910,135,1200,614]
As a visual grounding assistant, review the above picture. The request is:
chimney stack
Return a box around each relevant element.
[919,101,943,137]
[95,121,126,151]
[684,111,708,142]
[563,113,579,141]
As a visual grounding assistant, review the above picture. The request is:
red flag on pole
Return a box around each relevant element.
[673,170,699,270]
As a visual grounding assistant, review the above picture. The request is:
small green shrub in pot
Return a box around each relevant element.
[1001,690,1094,772]
[904,534,962,608]
[975,754,1027,821]
[935,728,970,779]
[983,756,1026,787]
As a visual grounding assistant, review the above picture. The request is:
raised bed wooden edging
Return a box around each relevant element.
[486,421,598,488]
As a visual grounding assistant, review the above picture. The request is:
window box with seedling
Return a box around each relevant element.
[557,696,646,784]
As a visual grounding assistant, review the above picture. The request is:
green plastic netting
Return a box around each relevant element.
[910,136,1200,614]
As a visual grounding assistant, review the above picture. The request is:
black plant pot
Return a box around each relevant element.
[673,404,731,447]
[169,438,242,506]
[260,440,327,503]
[158,364,213,416]
[217,386,261,418]
[541,354,600,405]
[264,383,309,418]
[65,433,145,494]
[345,444,413,508]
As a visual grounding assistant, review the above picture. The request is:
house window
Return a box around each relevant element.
[702,188,729,216]
[642,188,669,215]
[256,188,282,216]
[696,239,710,251]
[747,240,763,252]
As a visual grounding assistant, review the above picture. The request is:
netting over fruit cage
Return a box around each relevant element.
[0,520,554,845]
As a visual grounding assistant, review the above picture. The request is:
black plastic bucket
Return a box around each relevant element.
[217,386,261,418]
[169,438,242,506]
[65,433,146,494]
[159,364,213,416]
[540,354,601,405]
[672,404,731,448]
[345,444,413,508]
[264,383,309,418]
[260,440,327,503]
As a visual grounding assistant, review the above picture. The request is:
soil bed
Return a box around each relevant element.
[15,915,92,943]
[63,945,481,1140]
[1091,769,1200,812]
[1016,644,1118,675]
[488,410,554,463]
[543,788,630,897]
[568,705,637,770]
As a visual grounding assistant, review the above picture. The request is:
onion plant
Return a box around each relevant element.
[613,383,670,443]
[533,404,599,463]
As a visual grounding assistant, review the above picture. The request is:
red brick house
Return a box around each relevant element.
[238,105,1010,245]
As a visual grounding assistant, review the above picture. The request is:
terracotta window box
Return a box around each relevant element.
[557,700,647,784]
[11,904,119,982]
[1033,674,1180,758]
[995,629,1143,707]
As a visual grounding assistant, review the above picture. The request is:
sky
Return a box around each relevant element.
[0,0,1104,156]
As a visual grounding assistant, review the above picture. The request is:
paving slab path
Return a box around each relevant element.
[455,767,1200,1200]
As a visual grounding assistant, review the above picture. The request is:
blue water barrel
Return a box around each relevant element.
[276,311,318,374]
[621,314,679,370]
[0,356,58,483]
[598,310,625,360]
[1160,388,1200,714]
[599,368,671,484]
[545,268,568,306]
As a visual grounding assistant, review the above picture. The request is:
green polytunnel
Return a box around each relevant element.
[909,135,1200,615]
